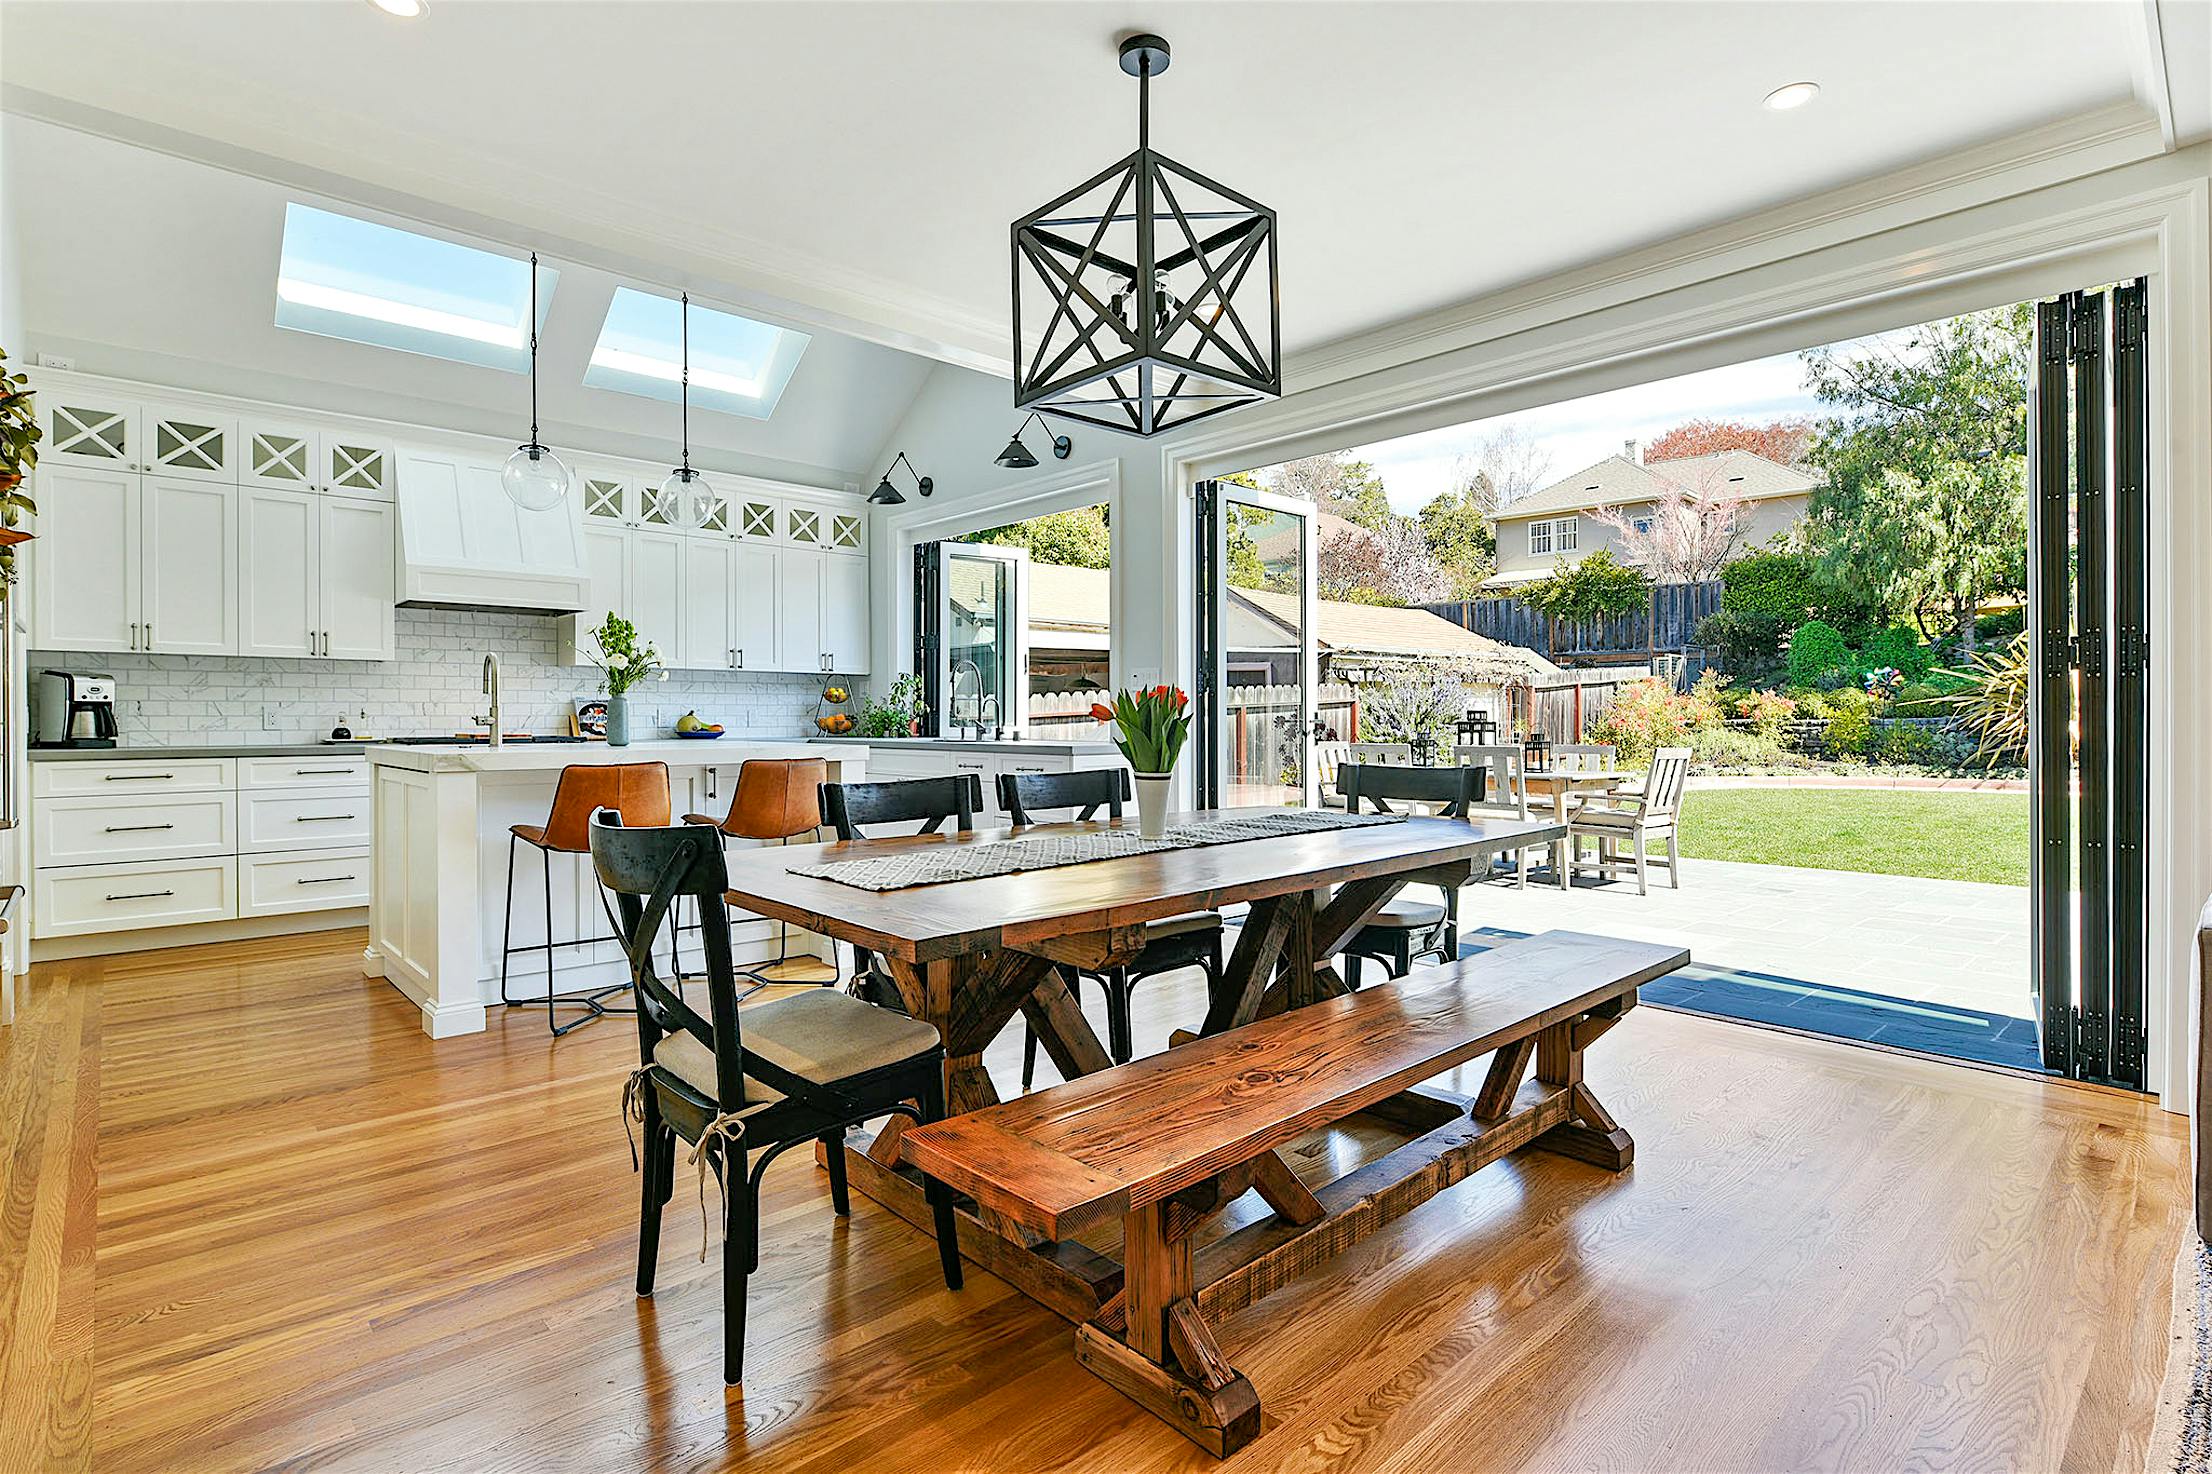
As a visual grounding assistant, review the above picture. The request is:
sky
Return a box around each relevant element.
[1341,342,1842,515]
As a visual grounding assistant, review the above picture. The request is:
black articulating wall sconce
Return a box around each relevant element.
[867,452,933,506]
[994,412,1073,468]
[1009,32,1282,437]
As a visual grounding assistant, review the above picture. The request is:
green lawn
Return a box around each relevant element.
[1676,787,2030,886]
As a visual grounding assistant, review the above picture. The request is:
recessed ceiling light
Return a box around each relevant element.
[368,0,425,17]
[1763,81,1820,112]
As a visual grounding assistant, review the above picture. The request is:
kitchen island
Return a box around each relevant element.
[365,739,867,1036]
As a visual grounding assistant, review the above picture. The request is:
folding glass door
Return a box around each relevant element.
[1193,479,1319,808]
[914,541,1030,735]
[2031,280,2149,1088]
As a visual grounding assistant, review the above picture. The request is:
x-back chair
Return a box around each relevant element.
[589,811,963,1385]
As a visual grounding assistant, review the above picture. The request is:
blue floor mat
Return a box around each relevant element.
[1456,927,2044,1072]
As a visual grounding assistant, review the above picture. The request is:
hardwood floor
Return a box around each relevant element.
[0,926,2189,1472]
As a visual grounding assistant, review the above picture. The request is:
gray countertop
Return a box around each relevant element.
[29,742,370,762]
[808,735,1121,757]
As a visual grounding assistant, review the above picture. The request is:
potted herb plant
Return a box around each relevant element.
[1091,685,1191,838]
[588,613,666,746]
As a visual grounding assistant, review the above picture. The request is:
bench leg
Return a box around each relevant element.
[1527,1016,1634,1170]
[1074,1201,1261,1457]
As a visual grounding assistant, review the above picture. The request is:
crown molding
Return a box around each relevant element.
[0,86,1014,379]
[1284,103,2167,393]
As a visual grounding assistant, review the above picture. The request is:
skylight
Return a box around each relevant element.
[585,287,809,420]
[274,203,547,372]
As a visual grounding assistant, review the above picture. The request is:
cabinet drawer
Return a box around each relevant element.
[32,757,235,798]
[35,857,237,937]
[240,847,370,917]
[34,791,236,867]
[239,755,370,790]
[239,786,372,853]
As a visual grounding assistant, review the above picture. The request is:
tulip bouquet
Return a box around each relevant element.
[1091,685,1192,776]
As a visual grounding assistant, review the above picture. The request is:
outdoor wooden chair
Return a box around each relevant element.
[1336,762,1480,985]
[998,768,1225,1084]
[588,812,962,1386]
[1564,745,1692,895]
[1458,743,1534,888]
[1554,743,1618,772]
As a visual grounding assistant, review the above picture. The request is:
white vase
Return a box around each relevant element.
[1133,773,1171,838]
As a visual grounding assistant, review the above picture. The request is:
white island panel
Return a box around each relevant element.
[365,741,866,1037]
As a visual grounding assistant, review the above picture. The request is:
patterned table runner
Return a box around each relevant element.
[787,809,1408,892]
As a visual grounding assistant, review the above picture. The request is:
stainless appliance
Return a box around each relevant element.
[34,669,118,748]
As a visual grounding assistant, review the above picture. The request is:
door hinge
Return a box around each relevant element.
[2111,1017,2145,1080]
[2070,303,2101,359]
[2073,1004,2109,1073]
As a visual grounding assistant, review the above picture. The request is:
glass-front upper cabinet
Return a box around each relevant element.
[827,509,865,554]
[580,473,636,527]
[144,404,236,483]
[324,433,395,499]
[44,393,139,470]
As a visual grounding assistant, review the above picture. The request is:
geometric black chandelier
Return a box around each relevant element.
[1010,33,1280,438]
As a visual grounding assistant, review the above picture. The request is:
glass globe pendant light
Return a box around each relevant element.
[500,251,572,511]
[653,291,715,529]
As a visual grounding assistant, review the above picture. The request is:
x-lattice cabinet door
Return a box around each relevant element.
[324,433,396,500]
[579,472,637,529]
[732,492,779,542]
[242,418,320,492]
[43,393,141,471]
[144,404,236,483]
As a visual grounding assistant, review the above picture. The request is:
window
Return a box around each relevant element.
[585,287,809,420]
[1528,520,1553,555]
[1556,516,1578,551]
[274,203,546,371]
[1631,515,1654,534]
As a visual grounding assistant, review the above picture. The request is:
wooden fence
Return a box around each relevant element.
[1425,580,1722,667]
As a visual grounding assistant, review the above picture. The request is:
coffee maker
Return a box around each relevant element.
[34,670,119,748]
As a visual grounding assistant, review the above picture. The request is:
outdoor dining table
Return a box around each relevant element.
[717,807,1567,1321]
[1521,768,1628,879]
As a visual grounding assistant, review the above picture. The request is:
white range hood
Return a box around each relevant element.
[394,449,590,613]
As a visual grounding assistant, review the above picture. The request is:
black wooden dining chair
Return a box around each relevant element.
[817,774,983,1007]
[998,768,1225,1085]
[1336,763,1482,987]
[588,811,963,1386]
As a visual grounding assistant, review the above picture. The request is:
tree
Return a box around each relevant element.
[1800,303,2032,651]
[1521,548,1651,627]
[1590,464,1749,584]
[1417,477,1496,598]
[962,504,1111,568]
[1645,417,1814,466]
[1315,520,1452,605]
[1459,424,1553,509]
[1265,453,1393,530]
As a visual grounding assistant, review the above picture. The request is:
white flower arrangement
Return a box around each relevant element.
[589,613,663,697]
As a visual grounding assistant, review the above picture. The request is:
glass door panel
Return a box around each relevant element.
[935,542,1030,733]
[1202,482,1317,808]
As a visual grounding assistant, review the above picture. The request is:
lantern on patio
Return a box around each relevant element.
[1524,731,1552,772]
[1411,730,1440,767]
[1455,709,1497,749]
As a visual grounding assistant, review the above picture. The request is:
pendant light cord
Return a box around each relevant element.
[680,291,692,477]
[527,251,541,446]
[1138,55,1150,153]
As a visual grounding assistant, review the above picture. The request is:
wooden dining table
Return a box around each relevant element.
[718,807,1566,1320]
[1520,768,1628,879]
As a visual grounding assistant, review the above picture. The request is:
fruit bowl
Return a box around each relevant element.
[673,728,724,739]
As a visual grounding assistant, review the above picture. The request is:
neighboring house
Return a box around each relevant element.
[1485,442,1824,589]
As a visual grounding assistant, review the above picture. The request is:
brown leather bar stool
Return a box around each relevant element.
[684,758,829,983]
[500,761,674,1036]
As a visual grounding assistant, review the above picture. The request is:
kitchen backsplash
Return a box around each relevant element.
[33,609,851,745]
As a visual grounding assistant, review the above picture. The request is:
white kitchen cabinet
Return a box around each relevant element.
[31,465,139,652]
[319,495,396,660]
[823,554,871,674]
[33,756,234,798]
[240,847,372,917]
[42,393,139,471]
[732,543,778,672]
[580,471,638,529]
[732,490,779,542]
[140,477,238,656]
[626,530,685,667]
[777,545,826,673]
[239,786,373,853]
[34,790,236,868]
[680,536,738,670]
[323,432,395,500]
[35,856,237,938]
[238,486,320,657]
[241,418,320,492]
[144,405,236,483]
[826,508,867,554]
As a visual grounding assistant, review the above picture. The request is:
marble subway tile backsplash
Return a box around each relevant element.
[33,609,845,746]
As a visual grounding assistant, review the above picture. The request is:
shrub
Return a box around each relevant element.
[1869,721,1938,765]
[1693,727,1791,770]
[1785,620,1854,688]
[1824,704,1874,755]
[1697,608,1789,684]
[1861,625,1935,680]
[1786,687,1833,721]
[1731,687,1797,739]
[1975,608,2026,643]
[1522,548,1651,626]
[1587,678,1697,768]
[1685,669,1733,731]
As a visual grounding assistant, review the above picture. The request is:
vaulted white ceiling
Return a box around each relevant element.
[1,1,2198,380]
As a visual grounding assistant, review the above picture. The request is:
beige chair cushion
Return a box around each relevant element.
[1364,897,1447,930]
[651,1030,785,1112]
[1573,806,1670,832]
[742,988,942,1084]
[1145,910,1223,940]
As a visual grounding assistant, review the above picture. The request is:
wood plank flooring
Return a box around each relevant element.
[0,926,2190,1473]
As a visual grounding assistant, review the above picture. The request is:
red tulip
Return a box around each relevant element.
[1089,702,1114,721]
[1152,684,1171,700]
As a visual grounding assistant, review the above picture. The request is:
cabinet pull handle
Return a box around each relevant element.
[144,621,152,647]
[105,889,175,902]
[735,648,744,668]
[293,767,354,775]
[103,822,176,832]
[294,814,357,822]
[105,773,175,781]
[295,874,357,886]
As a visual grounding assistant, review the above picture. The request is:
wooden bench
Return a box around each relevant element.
[899,929,1688,1455]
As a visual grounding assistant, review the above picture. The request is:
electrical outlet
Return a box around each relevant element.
[37,353,75,371]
